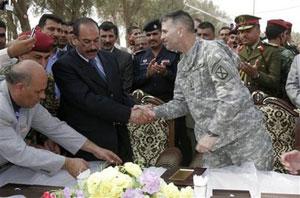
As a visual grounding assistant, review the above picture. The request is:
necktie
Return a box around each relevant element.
[89,58,106,81]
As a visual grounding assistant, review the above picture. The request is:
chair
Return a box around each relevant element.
[127,90,181,168]
[253,91,299,173]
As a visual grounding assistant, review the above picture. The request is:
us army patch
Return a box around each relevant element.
[214,65,229,80]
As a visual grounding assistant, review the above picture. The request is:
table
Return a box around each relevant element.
[0,162,299,198]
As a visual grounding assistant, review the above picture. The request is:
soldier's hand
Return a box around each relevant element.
[281,150,300,174]
[240,61,259,78]
[7,35,36,58]
[146,58,157,77]
[196,134,219,153]
[155,60,168,76]
[64,157,89,178]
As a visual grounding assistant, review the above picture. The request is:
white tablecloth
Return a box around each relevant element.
[0,161,105,188]
[0,162,299,198]
[205,162,300,197]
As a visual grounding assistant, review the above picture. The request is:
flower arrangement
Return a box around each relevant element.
[42,162,193,198]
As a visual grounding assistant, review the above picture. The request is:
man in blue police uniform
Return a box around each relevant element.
[133,19,192,165]
[133,19,179,102]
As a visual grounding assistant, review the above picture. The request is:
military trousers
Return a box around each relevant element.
[202,127,273,171]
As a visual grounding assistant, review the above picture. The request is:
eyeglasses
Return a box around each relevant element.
[0,33,6,37]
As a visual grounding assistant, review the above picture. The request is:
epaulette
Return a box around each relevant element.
[133,49,146,56]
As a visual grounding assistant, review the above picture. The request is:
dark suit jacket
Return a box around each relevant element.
[52,49,134,160]
[112,47,133,93]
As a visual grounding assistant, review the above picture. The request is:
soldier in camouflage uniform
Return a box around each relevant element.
[148,10,273,170]
[236,15,282,97]
[265,19,295,101]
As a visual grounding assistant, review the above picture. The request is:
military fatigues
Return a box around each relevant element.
[239,41,281,97]
[154,40,273,170]
[133,45,179,102]
[41,74,60,117]
[285,43,299,56]
[278,46,295,101]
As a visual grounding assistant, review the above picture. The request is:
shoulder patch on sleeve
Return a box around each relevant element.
[213,65,231,80]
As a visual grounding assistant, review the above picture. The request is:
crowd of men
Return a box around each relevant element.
[1,9,300,178]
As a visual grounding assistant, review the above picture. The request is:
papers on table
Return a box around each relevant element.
[206,162,300,198]
[0,161,105,188]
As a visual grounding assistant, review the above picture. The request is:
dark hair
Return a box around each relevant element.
[161,10,194,33]
[73,17,98,36]
[38,14,63,28]
[5,65,31,85]
[218,26,230,33]
[0,20,6,29]
[198,21,215,34]
[66,21,74,27]
[99,21,119,37]
[265,25,286,40]
[127,25,140,35]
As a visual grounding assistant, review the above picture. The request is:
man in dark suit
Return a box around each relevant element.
[99,21,134,93]
[52,17,144,162]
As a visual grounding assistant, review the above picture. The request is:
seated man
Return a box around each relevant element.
[0,60,122,177]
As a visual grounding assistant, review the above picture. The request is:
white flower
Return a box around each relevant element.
[123,162,142,178]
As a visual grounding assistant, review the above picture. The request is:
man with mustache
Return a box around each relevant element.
[52,17,146,163]
[99,21,134,93]
[0,60,122,178]
[236,14,281,97]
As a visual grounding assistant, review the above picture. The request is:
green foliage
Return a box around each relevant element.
[32,0,95,21]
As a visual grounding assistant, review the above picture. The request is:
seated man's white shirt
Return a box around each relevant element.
[0,80,87,175]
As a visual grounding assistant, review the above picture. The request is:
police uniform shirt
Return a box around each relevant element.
[133,45,180,101]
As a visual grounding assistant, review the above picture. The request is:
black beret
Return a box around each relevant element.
[143,19,161,32]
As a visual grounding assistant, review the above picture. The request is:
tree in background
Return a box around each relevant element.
[1,0,300,50]
[0,0,32,39]
[32,0,94,22]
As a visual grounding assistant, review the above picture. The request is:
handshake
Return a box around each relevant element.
[129,105,156,124]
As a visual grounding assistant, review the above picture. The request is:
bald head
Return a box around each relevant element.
[6,60,46,86]
[6,60,48,108]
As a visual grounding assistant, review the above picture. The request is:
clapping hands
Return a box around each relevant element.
[239,59,260,78]
[146,58,169,77]
[129,105,156,124]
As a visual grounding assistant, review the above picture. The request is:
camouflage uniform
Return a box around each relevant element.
[41,74,59,117]
[154,40,273,170]
[239,41,281,97]
[278,46,295,101]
